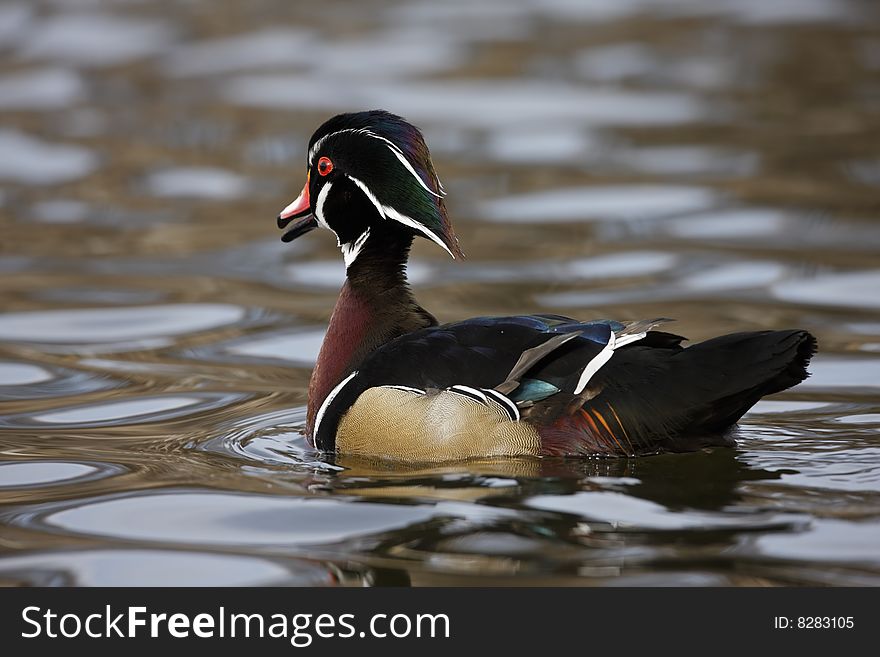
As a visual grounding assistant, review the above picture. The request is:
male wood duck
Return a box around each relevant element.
[276,110,817,461]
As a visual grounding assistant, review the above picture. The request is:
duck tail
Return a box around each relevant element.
[673,329,818,434]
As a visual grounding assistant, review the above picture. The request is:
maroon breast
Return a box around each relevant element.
[306,282,371,439]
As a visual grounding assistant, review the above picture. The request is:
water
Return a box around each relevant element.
[1,0,879,586]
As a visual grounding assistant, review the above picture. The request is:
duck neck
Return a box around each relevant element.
[306,230,436,438]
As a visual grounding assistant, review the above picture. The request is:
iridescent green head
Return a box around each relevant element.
[277,110,462,268]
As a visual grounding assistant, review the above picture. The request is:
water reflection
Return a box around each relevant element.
[663,208,788,239]
[0,362,53,386]
[0,461,101,489]
[0,130,98,184]
[799,357,880,391]
[27,490,442,547]
[0,68,84,109]
[161,29,316,77]
[29,199,90,224]
[0,549,332,587]
[772,270,880,309]
[2,392,249,429]
[0,304,246,347]
[192,328,326,367]
[224,77,706,127]
[144,167,252,200]
[479,185,716,223]
[20,13,175,67]
[0,362,118,401]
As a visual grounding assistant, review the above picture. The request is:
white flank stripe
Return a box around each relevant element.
[482,388,520,421]
[313,181,332,229]
[314,370,358,438]
[574,331,616,395]
[310,128,444,198]
[449,385,489,403]
[382,385,426,395]
[341,227,371,269]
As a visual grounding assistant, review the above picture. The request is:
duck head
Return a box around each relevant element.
[277,110,462,267]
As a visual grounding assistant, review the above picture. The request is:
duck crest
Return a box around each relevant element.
[278,110,817,460]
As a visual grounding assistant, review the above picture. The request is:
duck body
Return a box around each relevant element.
[277,110,817,461]
[313,314,815,459]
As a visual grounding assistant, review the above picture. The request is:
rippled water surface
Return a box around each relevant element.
[1,0,879,586]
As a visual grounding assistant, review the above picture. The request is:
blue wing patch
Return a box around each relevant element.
[509,378,561,403]
[549,321,614,345]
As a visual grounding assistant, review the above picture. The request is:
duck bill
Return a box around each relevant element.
[277,178,317,242]
[279,214,318,242]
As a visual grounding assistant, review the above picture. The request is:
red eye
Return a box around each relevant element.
[317,156,333,177]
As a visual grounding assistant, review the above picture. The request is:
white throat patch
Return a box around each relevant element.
[341,228,371,269]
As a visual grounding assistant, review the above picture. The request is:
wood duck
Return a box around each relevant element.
[276,110,817,461]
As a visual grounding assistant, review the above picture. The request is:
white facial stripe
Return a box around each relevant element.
[346,174,455,259]
[382,205,455,259]
[309,128,445,198]
[313,181,332,229]
[311,129,390,164]
[307,131,336,163]
[380,141,443,199]
[346,175,386,219]
[314,370,358,439]
[341,227,371,269]
[309,129,378,163]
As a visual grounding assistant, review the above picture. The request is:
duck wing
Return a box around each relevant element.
[536,329,817,456]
